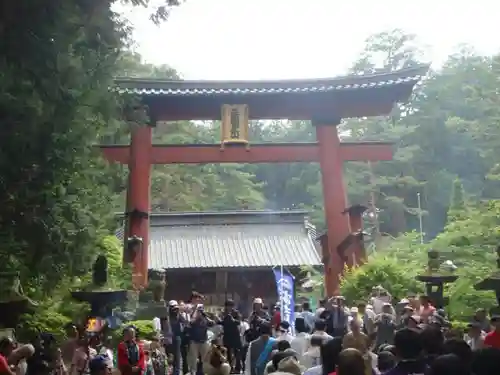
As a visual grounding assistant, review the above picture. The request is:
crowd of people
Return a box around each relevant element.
[1,287,500,375]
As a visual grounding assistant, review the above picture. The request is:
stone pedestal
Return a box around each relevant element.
[415,274,458,309]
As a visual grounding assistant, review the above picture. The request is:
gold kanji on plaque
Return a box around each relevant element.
[221,104,249,149]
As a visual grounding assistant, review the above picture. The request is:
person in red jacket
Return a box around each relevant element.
[484,315,500,348]
[272,306,281,332]
[118,326,145,375]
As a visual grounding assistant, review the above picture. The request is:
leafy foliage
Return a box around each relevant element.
[17,300,71,343]
[338,200,500,319]
[0,1,127,294]
[340,257,422,303]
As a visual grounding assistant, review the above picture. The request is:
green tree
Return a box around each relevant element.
[0,1,124,293]
[0,0,184,294]
[447,178,466,222]
[340,257,422,304]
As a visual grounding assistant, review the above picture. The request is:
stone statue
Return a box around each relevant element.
[151,271,167,302]
[428,249,440,273]
[92,255,108,287]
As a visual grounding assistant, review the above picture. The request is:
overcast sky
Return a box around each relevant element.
[116,0,500,80]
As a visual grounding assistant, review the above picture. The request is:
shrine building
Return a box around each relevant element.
[117,210,321,310]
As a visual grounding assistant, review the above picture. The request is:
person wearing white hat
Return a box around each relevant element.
[246,298,270,344]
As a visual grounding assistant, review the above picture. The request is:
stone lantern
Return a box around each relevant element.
[415,249,458,309]
[71,255,128,329]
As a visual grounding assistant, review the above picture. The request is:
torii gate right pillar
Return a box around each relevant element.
[315,121,350,297]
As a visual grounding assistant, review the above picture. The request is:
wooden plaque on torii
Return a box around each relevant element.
[221,104,250,149]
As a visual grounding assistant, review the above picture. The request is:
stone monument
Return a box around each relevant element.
[415,249,458,309]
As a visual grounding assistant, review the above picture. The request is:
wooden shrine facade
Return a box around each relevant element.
[101,65,429,296]
[135,210,322,314]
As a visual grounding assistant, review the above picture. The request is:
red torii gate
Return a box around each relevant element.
[101,65,428,296]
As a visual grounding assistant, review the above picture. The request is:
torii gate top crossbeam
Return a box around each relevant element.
[113,65,429,121]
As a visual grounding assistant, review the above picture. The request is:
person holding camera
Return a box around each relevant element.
[218,300,241,374]
[187,304,214,375]
[320,296,349,338]
[246,299,270,344]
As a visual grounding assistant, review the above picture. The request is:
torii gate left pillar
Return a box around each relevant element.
[127,126,152,288]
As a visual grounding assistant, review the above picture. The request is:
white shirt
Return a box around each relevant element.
[369,351,378,369]
[370,296,392,315]
[302,347,321,369]
[290,332,310,362]
[303,365,322,375]
[99,347,114,367]
[301,311,316,331]
[311,331,333,343]
[240,321,250,345]
[240,321,250,336]
[466,332,486,350]
[244,341,253,375]
[152,317,162,332]
[276,332,294,343]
